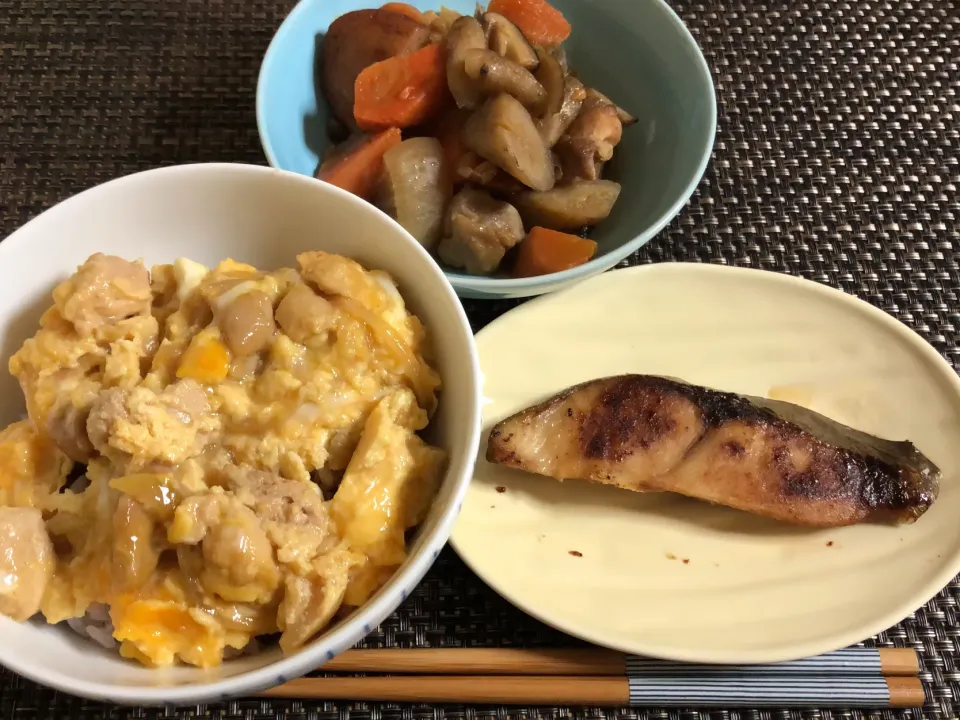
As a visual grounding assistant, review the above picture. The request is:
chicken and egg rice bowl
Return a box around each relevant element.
[0,249,446,668]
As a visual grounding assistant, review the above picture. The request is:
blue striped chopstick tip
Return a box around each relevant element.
[624,647,884,677]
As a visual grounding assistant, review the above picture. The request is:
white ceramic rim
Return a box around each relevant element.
[254,0,718,294]
[0,163,484,704]
[451,261,960,664]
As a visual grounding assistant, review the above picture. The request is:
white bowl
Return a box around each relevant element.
[0,163,482,705]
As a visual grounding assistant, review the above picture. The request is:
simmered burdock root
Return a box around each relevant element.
[487,375,941,527]
[482,12,539,69]
[461,48,547,112]
[462,93,555,192]
[444,16,488,109]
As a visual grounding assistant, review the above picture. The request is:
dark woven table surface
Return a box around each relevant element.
[2,0,959,718]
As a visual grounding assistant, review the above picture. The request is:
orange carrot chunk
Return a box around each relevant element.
[315,127,402,198]
[353,43,448,132]
[513,226,597,277]
[380,2,428,24]
[487,0,571,46]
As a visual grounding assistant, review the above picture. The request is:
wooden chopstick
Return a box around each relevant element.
[255,648,923,707]
[322,648,623,676]
[259,674,926,708]
[319,647,920,677]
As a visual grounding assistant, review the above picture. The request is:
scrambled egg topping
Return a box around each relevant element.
[0,251,445,667]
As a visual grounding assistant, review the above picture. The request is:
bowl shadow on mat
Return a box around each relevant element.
[302,32,328,170]
[476,430,820,539]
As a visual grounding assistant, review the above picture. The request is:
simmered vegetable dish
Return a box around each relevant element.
[316,0,636,277]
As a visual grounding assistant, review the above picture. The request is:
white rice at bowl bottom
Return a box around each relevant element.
[64,603,116,649]
[62,605,264,659]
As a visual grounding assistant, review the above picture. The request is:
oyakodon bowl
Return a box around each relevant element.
[0,163,482,705]
[256,0,717,299]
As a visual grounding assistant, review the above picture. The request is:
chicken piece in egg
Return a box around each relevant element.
[87,379,220,470]
[0,420,73,510]
[0,507,55,621]
[52,253,153,337]
[170,490,282,604]
[9,254,159,463]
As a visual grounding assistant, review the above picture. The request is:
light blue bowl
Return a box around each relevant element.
[257,0,716,299]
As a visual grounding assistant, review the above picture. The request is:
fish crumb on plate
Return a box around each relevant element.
[0,250,446,667]
[487,374,940,527]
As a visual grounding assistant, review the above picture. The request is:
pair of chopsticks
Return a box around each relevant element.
[258,647,926,708]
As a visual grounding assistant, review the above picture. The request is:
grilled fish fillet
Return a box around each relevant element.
[486,375,940,527]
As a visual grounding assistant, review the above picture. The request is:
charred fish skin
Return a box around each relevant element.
[486,375,941,527]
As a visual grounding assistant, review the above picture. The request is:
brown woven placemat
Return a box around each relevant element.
[1,0,959,717]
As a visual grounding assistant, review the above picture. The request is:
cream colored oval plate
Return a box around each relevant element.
[450,263,960,664]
